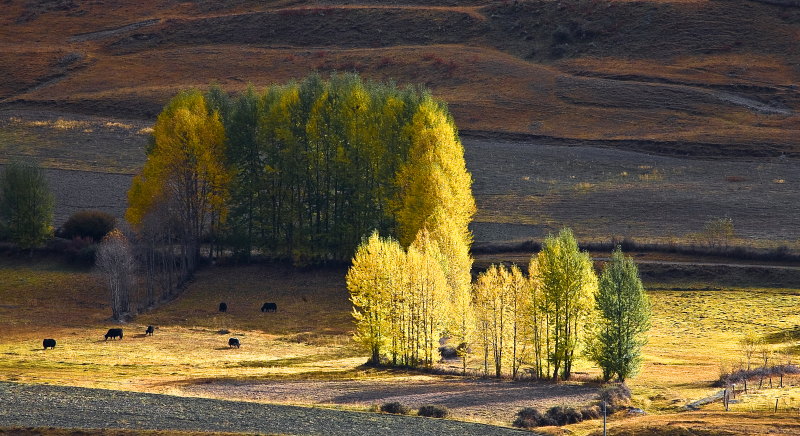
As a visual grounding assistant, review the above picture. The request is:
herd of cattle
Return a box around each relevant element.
[41,301,278,350]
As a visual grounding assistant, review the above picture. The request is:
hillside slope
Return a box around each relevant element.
[1,0,798,156]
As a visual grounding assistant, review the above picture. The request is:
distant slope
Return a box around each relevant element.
[1,0,798,156]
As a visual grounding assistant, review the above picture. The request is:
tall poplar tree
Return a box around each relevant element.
[533,228,598,381]
[395,96,475,249]
[587,246,651,382]
[127,90,229,269]
[223,86,261,258]
[347,231,403,363]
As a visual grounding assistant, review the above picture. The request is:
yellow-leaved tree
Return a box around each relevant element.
[127,90,229,271]
[473,263,530,378]
[405,228,449,367]
[532,228,598,380]
[395,96,475,248]
[346,231,404,364]
[394,95,476,370]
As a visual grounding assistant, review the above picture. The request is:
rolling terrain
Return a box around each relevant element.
[1,2,800,435]
[1,0,799,157]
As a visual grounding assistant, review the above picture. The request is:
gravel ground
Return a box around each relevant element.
[0,382,531,436]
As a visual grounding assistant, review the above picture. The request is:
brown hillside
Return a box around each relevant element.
[1,0,798,156]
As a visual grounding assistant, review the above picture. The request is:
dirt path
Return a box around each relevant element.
[180,376,598,425]
[0,382,530,436]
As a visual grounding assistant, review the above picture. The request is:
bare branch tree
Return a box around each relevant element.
[96,229,136,321]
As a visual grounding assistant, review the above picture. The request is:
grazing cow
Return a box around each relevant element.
[105,328,123,340]
[261,302,277,312]
[228,337,240,348]
[145,325,155,336]
[42,338,56,349]
[219,302,227,312]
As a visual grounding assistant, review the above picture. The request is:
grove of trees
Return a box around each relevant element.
[124,73,474,314]
[348,227,651,381]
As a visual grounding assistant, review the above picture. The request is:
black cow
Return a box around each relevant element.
[105,328,123,340]
[145,325,155,336]
[228,337,240,348]
[219,302,227,312]
[42,338,56,349]
[261,302,277,312]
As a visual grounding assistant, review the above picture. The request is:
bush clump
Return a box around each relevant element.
[580,405,601,420]
[513,407,555,428]
[714,364,800,387]
[417,404,449,418]
[438,345,458,360]
[598,383,632,413]
[514,404,605,428]
[60,210,116,242]
[545,405,583,426]
[380,402,410,415]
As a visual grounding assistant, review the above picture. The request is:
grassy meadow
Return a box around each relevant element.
[1,257,799,432]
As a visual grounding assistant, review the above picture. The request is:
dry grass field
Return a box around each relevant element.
[1,257,799,433]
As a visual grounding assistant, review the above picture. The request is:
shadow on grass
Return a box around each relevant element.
[764,326,800,344]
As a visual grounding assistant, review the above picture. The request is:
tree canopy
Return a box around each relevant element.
[0,159,54,250]
[128,74,473,265]
[587,246,651,381]
[127,89,229,249]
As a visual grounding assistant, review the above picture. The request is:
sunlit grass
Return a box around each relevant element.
[1,258,798,434]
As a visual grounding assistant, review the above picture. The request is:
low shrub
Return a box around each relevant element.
[380,402,410,415]
[438,345,458,360]
[714,364,800,387]
[546,405,582,426]
[580,405,601,420]
[513,407,549,428]
[515,404,602,428]
[58,236,97,265]
[598,383,631,413]
[60,210,116,242]
[418,404,449,418]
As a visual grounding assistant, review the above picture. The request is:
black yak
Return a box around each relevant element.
[145,325,155,336]
[228,337,240,348]
[105,328,123,340]
[42,338,56,349]
[261,302,277,312]
[219,302,227,312]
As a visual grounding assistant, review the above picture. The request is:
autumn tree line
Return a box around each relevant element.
[347,228,651,382]
[119,73,474,317]
[0,74,649,382]
[128,73,473,263]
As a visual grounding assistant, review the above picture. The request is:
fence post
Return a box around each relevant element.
[724,388,729,411]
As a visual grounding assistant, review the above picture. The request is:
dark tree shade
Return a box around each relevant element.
[0,160,54,250]
[60,210,116,242]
